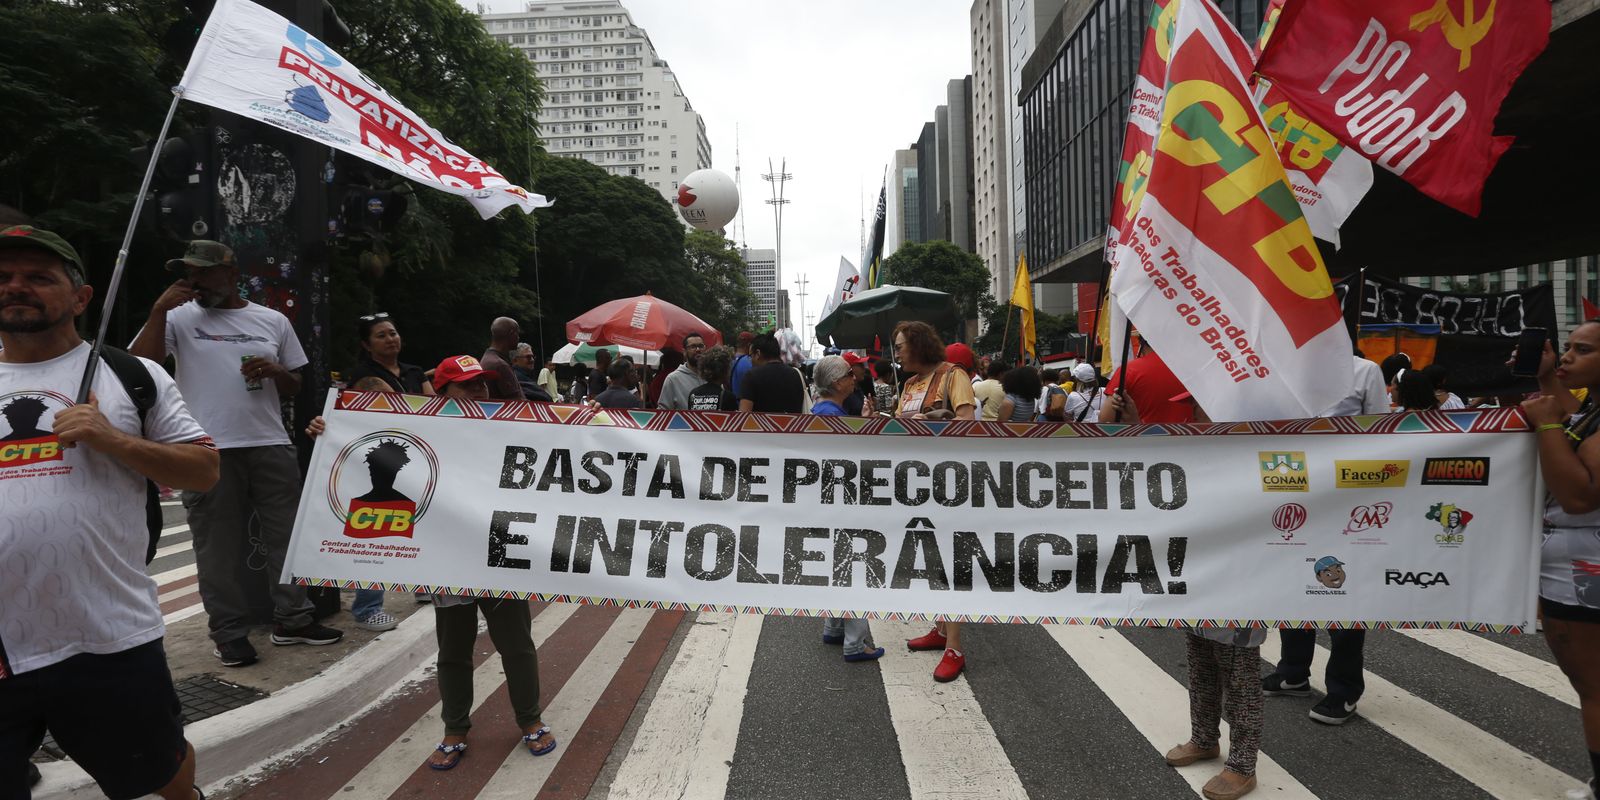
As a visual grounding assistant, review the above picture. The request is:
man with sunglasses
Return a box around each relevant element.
[131,240,343,669]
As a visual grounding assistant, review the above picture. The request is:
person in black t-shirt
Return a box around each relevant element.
[586,347,612,401]
[737,333,804,413]
[687,345,736,411]
[593,360,642,409]
[345,313,429,395]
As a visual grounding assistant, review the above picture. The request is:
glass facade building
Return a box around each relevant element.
[1019,0,1274,277]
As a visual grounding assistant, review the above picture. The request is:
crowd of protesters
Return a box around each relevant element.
[3,227,1597,800]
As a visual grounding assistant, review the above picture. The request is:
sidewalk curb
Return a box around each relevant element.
[33,606,440,799]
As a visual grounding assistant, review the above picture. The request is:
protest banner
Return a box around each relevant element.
[179,0,551,219]
[1255,0,1550,217]
[1108,0,1353,421]
[285,393,1541,632]
[1334,273,1556,337]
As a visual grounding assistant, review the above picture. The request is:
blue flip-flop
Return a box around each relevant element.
[428,741,467,770]
[523,726,558,756]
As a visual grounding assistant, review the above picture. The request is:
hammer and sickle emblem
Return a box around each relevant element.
[1409,0,1496,71]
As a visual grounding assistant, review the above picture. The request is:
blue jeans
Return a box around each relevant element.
[821,618,875,656]
[352,589,386,621]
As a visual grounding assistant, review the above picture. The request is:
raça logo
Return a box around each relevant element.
[326,430,439,539]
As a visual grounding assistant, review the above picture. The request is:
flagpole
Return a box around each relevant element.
[1113,317,1135,422]
[1000,303,1014,364]
[76,86,186,404]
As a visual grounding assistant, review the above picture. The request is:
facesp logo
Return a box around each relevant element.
[326,430,440,539]
[1259,451,1309,492]
[1272,503,1308,540]
[1420,457,1490,487]
[1335,460,1409,489]
[1425,501,1472,547]
[0,390,72,468]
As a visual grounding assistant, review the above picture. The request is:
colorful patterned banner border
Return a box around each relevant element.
[334,391,1530,437]
[293,577,1528,634]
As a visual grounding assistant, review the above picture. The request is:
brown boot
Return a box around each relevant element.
[1164,741,1221,766]
[1201,768,1257,800]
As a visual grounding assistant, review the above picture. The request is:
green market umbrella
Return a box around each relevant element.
[813,284,959,349]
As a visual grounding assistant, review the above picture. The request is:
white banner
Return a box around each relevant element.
[285,393,1541,631]
[181,0,551,220]
[818,256,861,323]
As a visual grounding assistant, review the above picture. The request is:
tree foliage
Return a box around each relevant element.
[683,230,759,336]
[880,240,993,322]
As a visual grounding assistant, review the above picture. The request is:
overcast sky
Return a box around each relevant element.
[463,0,975,341]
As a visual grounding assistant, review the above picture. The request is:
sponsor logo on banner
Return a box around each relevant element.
[326,430,439,548]
[1420,457,1490,486]
[0,390,73,477]
[1260,452,1310,492]
[1335,460,1409,488]
[1343,501,1393,544]
[1271,502,1308,544]
[1385,569,1450,587]
[1307,555,1349,595]
[1425,501,1472,547]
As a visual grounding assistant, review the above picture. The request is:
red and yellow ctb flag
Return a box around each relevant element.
[1109,0,1352,421]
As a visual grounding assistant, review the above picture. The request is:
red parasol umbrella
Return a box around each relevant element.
[566,292,724,351]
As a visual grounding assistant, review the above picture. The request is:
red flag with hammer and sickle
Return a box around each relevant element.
[1255,0,1549,217]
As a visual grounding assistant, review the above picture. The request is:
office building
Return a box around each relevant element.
[742,247,779,326]
[480,0,712,208]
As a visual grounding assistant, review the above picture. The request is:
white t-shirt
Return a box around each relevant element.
[147,302,308,448]
[0,343,208,677]
[1064,385,1105,421]
[1321,356,1391,417]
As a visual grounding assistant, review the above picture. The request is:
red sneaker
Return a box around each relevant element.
[906,628,947,651]
[933,648,965,682]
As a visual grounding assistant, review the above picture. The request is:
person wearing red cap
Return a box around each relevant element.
[425,355,556,768]
[840,351,872,415]
[892,321,977,681]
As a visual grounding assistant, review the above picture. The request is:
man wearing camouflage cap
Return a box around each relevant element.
[0,225,218,800]
[130,240,343,669]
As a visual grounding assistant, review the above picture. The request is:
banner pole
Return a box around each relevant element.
[1113,316,1135,422]
[1000,303,1014,363]
[75,87,185,404]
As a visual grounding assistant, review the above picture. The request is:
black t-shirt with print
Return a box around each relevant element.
[688,382,735,411]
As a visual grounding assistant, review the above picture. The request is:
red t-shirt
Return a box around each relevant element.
[1108,352,1194,423]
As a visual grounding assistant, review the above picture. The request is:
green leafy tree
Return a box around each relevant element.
[683,230,759,336]
[974,296,1079,361]
[880,241,993,322]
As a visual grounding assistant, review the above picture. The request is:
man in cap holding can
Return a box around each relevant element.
[130,240,343,669]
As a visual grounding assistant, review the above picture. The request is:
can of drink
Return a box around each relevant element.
[243,356,263,391]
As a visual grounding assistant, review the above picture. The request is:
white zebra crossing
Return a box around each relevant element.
[1258,635,1580,799]
[1395,627,1579,707]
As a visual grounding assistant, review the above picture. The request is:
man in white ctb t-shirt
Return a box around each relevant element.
[0,226,218,800]
[130,240,343,669]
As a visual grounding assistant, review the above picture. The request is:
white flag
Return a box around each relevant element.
[818,256,861,320]
[180,0,551,220]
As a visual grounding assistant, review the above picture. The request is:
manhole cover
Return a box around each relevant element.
[34,675,266,762]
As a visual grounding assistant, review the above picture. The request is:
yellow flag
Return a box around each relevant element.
[1009,252,1036,361]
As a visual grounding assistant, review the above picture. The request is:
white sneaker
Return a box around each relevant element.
[1565,779,1596,800]
[355,611,400,632]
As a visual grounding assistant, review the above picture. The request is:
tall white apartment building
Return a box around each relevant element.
[741,248,779,326]
[480,1,713,208]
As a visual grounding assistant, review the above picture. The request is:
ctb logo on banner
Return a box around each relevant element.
[325,430,440,539]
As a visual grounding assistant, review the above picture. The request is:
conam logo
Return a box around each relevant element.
[326,430,440,539]
[1420,457,1490,487]
[1334,460,1409,489]
[0,390,72,469]
[1259,452,1309,492]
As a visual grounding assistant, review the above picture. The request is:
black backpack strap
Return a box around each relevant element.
[97,345,164,563]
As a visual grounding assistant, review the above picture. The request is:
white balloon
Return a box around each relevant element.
[676,169,739,231]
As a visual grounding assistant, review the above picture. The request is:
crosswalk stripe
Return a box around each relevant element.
[163,602,206,625]
[334,602,579,800]
[151,532,193,560]
[476,608,655,799]
[150,562,198,585]
[874,621,1030,800]
[605,612,763,800]
[1394,629,1578,708]
[1258,635,1581,798]
[1044,625,1316,799]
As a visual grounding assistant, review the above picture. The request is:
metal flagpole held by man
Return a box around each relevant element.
[74,87,185,403]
